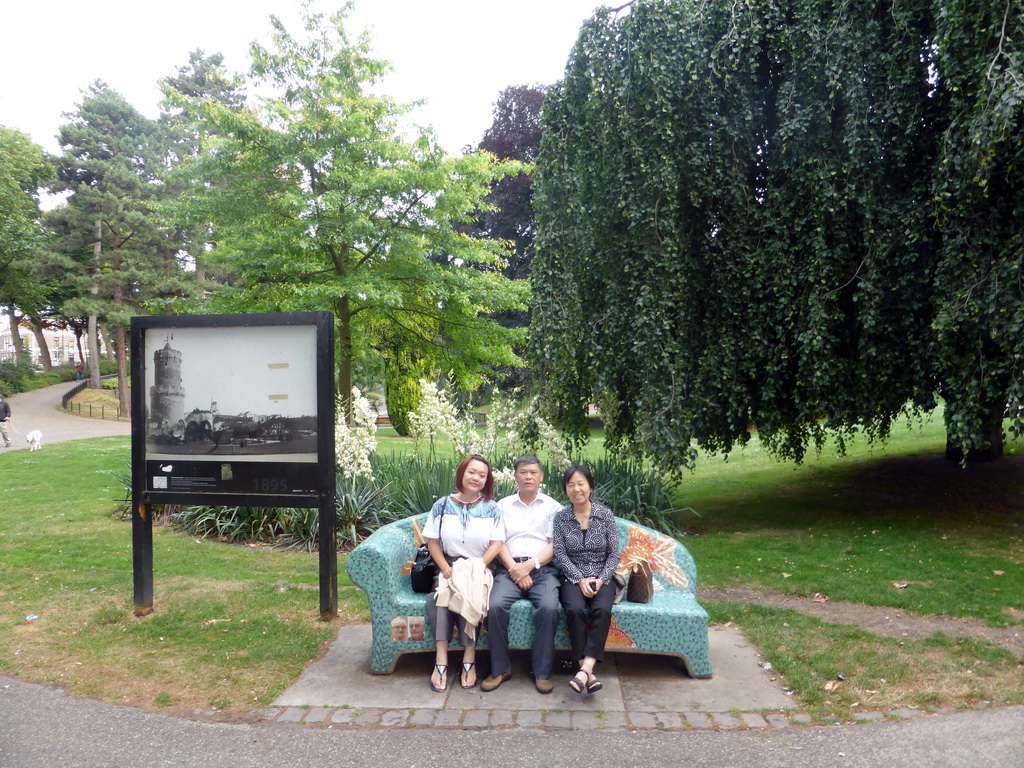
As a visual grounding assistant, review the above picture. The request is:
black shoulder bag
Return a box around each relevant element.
[410,503,445,593]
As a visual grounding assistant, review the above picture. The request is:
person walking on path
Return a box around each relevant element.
[0,395,12,447]
[482,455,562,693]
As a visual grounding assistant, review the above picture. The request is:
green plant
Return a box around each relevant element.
[582,456,685,535]
[172,505,284,542]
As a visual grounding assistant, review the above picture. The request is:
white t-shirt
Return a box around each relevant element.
[422,495,506,559]
[497,490,560,560]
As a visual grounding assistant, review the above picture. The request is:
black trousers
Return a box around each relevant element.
[559,578,616,664]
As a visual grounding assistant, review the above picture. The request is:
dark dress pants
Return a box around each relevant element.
[487,566,560,679]
[560,578,616,664]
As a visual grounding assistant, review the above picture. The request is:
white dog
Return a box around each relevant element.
[25,430,42,451]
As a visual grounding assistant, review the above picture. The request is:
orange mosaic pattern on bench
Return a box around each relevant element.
[615,524,689,591]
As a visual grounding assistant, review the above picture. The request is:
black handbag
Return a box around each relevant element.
[410,504,445,593]
[410,544,437,593]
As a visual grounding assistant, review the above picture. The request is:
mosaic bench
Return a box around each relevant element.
[345,514,712,678]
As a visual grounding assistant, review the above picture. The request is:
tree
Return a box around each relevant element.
[0,126,54,352]
[53,82,194,411]
[530,0,1008,472]
[464,85,546,281]
[931,0,1024,459]
[459,86,546,393]
[160,50,246,287]
[167,6,528,421]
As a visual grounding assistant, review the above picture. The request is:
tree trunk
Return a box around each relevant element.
[74,326,85,365]
[102,324,116,359]
[115,324,130,418]
[87,316,101,387]
[7,311,23,361]
[335,295,353,425]
[88,217,102,388]
[29,318,52,372]
[110,237,130,418]
[945,401,1005,462]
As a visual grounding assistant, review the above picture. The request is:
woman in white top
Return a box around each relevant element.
[423,454,505,691]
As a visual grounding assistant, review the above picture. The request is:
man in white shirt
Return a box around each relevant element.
[481,455,562,693]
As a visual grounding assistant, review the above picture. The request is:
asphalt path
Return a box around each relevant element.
[1,675,1021,768]
[2,382,131,449]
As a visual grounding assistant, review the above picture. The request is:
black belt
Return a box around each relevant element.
[512,556,533,563]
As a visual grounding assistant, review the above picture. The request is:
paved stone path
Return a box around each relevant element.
[245,703,948,732]
[3,381,130,449]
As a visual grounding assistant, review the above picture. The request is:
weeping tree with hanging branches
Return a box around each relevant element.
[531,0,1022,473]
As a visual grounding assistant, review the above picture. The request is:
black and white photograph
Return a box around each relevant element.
[144,324,319,463]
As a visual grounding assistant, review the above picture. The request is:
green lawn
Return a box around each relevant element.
[0,414,1020,721]
[679,411,1023,626]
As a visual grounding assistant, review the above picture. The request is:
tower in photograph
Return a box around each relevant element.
[149,338,185,430]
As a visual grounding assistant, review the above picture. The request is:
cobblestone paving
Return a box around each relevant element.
[230,705,944,731]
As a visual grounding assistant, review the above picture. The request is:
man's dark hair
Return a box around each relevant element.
[513,454,542,471]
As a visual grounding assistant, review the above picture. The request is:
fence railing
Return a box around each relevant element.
[61,375,126,420]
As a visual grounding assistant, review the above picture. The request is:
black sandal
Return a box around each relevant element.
[461,661,477,689]
[568,670,588,694]
[430,664,448,692]
[586,673,603,693]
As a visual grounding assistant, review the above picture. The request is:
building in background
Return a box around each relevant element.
[0,320,101,367]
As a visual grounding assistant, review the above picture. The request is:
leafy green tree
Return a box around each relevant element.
[931,0,1024,459]
[166,6,527,421]
[160,49,246,289]
[0,126,54,347]
[531,0,1014,472]
[460,85,546,393]
[53,81,194,412]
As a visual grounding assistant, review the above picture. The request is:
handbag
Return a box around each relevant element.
[410,544,437,593]
[626,559,654,603]
[611,571,628,604]
[410,503,445,593]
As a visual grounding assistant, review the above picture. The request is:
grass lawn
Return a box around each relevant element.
[682,411,1023,626]
[0,409,1021,721]
[0,436,366,714]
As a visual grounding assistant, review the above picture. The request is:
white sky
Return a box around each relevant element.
[0,0,609,156]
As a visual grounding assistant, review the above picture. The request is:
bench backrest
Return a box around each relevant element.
[347,512,698,598]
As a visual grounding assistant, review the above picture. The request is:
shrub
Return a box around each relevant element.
[585,456,685,535]
[171,505,285,542]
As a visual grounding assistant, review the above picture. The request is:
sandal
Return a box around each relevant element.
[430,664,448,692]
[461,661,477,689]
[568,670,589,694]
[586,673,603,693]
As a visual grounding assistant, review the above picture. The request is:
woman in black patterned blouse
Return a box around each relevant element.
[552,464,620,694]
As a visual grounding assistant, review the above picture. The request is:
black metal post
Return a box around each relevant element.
[132,501,154,616]
[319,493,337,620]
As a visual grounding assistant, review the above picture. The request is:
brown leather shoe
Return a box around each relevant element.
[481,670,512,692]
[534,677,554,694]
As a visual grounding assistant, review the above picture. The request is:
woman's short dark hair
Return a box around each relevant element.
[562,464,595,493]
[455,454,495,501]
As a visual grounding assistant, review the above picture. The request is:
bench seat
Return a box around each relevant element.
[346,514,712,678]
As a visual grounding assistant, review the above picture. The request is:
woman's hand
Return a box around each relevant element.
[440,562,453,580]
[579,577,601,598]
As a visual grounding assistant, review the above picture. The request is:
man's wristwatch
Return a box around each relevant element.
[532,557,541,571]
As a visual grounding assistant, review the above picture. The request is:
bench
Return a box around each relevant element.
[346,514,713,678]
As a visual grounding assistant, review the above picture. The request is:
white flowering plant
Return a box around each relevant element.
[408,378,481,456]
[336,386,378,480]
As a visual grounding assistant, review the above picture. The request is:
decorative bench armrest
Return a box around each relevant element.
[346,517,420,600]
